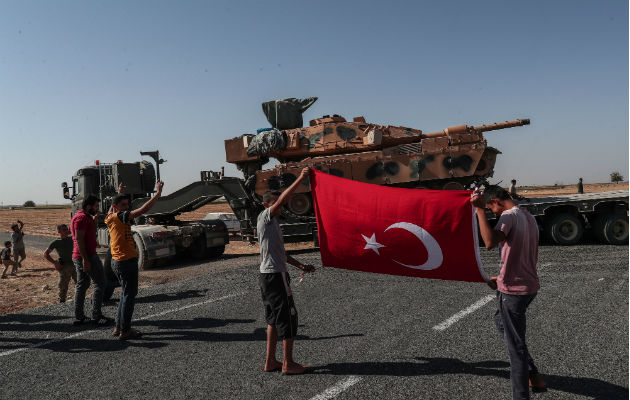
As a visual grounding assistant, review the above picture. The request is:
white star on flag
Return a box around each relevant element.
[362,233,385,255]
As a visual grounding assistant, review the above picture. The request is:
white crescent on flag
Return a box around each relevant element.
[361,222,444,271]
[384,222,443,270]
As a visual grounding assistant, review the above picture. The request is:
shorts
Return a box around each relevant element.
[259,272,298,340]
[13,248,26,259]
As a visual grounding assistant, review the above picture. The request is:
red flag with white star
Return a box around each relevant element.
[310,169,487,282]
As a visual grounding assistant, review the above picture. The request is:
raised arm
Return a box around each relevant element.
[470,194,506,249]
[107,183,127,217]
[129,181,164,220]
[269,168,310,217]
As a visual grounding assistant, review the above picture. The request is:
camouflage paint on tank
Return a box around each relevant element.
[225,100,529,210]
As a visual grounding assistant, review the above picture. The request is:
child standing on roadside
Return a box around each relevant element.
[1,241,17,278]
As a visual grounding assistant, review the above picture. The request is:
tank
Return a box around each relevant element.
[225,97,530,217]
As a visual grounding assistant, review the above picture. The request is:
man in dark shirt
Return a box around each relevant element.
[44,224,77,303]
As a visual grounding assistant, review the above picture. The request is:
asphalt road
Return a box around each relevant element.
[0,232,53,250]
[0,245,627,400]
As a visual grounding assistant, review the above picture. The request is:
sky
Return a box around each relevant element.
[0,0,628,205]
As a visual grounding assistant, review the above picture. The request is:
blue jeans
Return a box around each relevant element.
[73,254,106,320]
[111,257,138,333]
[494,291,539,400]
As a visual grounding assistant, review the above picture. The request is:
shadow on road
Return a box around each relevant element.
[137,318,363,343]
[312,357,628,400]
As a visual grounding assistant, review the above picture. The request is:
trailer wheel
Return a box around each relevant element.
[546,213,583,245]
[603,214,629,245]
[208,245,225,258]
[133,234,153,270]
[189,235,207,259]
[591,215,607,243]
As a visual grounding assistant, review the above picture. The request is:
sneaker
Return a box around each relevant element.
[72,316,91,326]
[92,316,114,326]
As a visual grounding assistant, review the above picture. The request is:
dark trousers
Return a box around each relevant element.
[494,291,539,400]
[103,279,121,301]
[73,254,106,320]
[111,257,139,333]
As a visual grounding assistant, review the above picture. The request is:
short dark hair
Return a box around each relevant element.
[113,194,130,205]
[4,241,11,246]
[262,191,281,203]
[511,179,516,183]
[56,224,68,231]
[82,194,100,209]
[10,224,18,230]
[484,185,512,202]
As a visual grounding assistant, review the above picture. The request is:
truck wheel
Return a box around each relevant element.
[208,245,225,258]
[546,213,583,245]
[591,215,607,243]
[603,214,629,245]
[133,234,154,270]
[189,236,207,259]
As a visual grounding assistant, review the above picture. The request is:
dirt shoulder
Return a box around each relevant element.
[518,182,628,198]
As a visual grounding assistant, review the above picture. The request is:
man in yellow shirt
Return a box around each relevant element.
[105,180,163,340]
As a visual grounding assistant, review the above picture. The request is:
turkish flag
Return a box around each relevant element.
[310,169,488,282]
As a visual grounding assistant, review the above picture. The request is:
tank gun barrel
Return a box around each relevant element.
[471,118,530,133]
[423,118,530,138]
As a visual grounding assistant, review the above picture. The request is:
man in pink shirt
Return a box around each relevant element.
[471,185,546,400]
[71,194,112,326]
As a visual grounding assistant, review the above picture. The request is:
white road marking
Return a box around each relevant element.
[598,278,605,281]
[0,292,243,358]
[309,376,362,400]
[432,294,495,331]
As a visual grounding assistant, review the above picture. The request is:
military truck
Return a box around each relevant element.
[61,151,232,270]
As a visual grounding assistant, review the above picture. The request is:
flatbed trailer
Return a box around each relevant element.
[210,170,628,247]
[517,190,628,245]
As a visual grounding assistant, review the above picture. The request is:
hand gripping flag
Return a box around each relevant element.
[310,169,488,282]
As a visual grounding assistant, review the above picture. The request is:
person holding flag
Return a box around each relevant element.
[470,185,546,399]
[258,167,315,375]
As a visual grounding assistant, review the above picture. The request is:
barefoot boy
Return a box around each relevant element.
[258,167,315,375]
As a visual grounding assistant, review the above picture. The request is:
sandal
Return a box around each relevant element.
[119,329,142,341]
